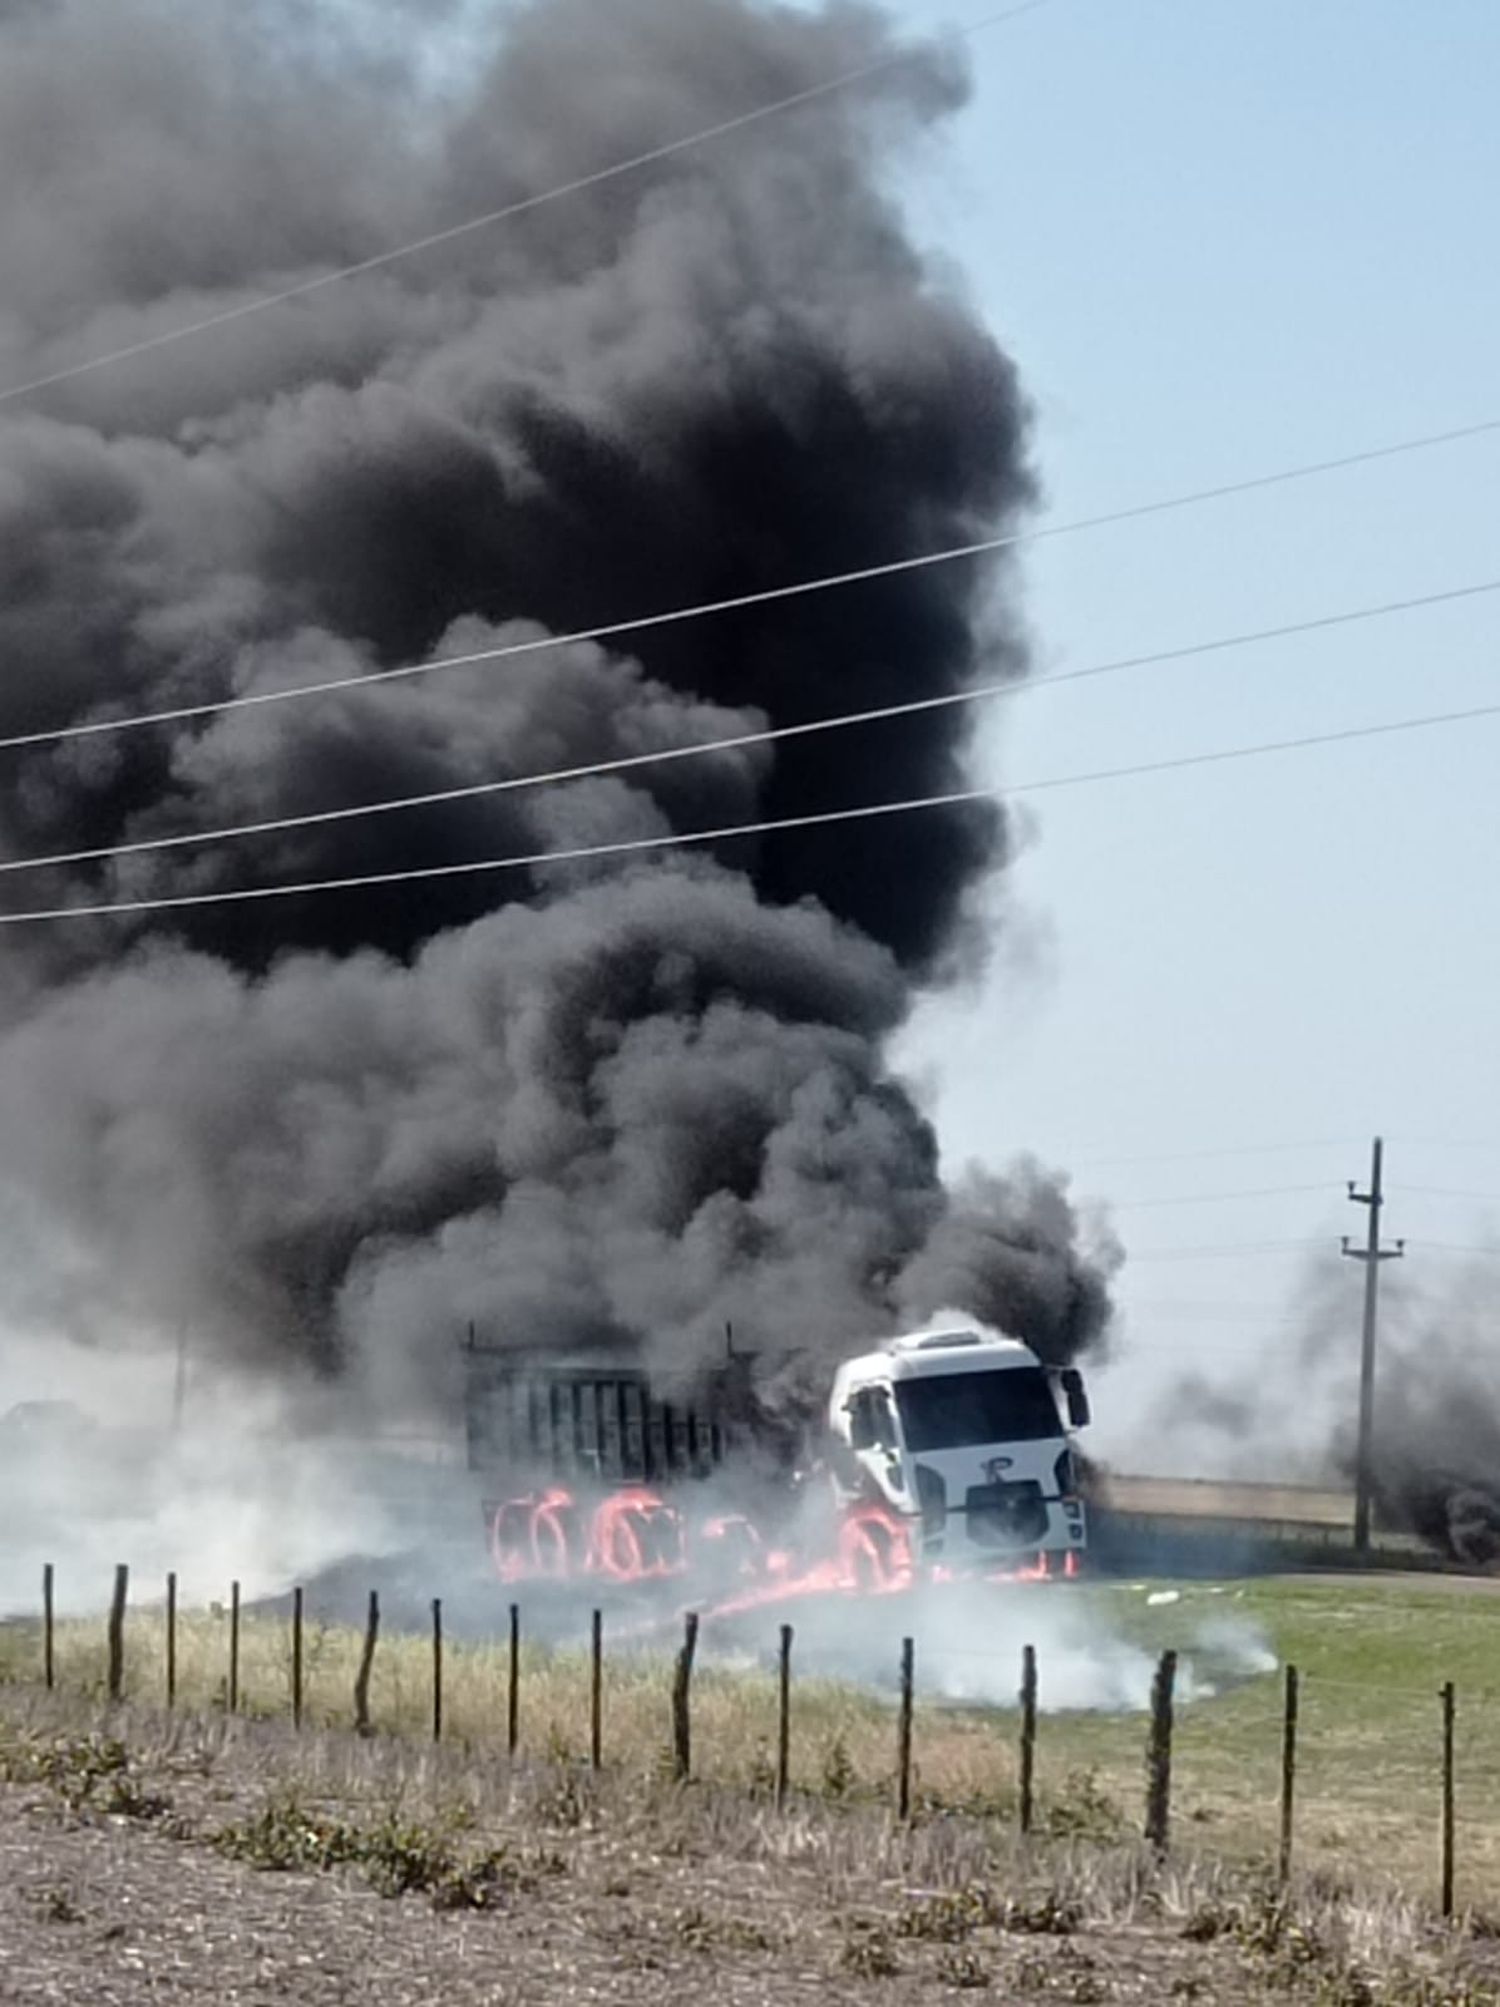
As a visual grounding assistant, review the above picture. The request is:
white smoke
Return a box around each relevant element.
[0,1334,482,1620]
[704,1580,1277,1714]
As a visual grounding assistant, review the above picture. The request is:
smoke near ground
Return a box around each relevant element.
[0,0,1117,1467]
[737,1582,1275,1712]
[1131,1248,1500,1568]
[1338,1268,1500,1568]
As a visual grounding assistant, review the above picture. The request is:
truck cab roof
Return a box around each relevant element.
[836,1328,1039,1386]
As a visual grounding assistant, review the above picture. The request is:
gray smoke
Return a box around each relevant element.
[1335,1273,1500,1568]
[0,0,1116,1426]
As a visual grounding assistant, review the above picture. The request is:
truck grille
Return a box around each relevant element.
[962,1480,1048,1549]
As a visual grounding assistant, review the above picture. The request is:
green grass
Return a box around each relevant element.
[1067,1577,1500,1897]
[4,1572,1497,1905]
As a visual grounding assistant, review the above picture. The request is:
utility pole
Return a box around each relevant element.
[1342,1136,1404,1554]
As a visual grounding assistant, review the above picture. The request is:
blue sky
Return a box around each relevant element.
[877,0,1499,1463]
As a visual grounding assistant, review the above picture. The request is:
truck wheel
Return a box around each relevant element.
[488,1500,532,1581]
[530,1495,579,1577]
[840,1510,911,1593]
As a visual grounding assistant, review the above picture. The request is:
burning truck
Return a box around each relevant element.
[466,1326,1091,1603]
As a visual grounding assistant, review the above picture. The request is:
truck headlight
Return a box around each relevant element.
[1054,1449,1077,1499]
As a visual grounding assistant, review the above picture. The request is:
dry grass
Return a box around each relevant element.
[2,1603,1043,1815]
[8,1572,1500,1910]
[2,1681,1499,2005]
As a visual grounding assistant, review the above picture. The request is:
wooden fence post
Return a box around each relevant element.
[507,1603,520,1757]
[165,1573,177,1710]
[353,1590,379,1738]
[1144,1648,1177,1851]
[897,1636,915,1822]
[776,1624,793,1811]
[432,1598,443,1745]
[1441,1680,1456,1919]
[590,1609,603,1772]
[672,1612,699,1782]
[291,1587,304,1729]
[1019,1643,1038,1836]
[1278,1664,1299,1883]
[106,1564,128,1703]
[42,1563,54,1692]
[228,1581,241,1715]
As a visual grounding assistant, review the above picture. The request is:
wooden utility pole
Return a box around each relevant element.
[1342,1136,1404,1554]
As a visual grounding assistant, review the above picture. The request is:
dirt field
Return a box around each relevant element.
[3,1689,1499,2007]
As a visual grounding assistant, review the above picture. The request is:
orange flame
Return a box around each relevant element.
[487,1485,1080,1602]
[587,1487,685,1582]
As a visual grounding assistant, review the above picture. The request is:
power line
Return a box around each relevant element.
[1125,1242,1330,1262]
[2,417,1497,757]
[1387,1137,1500,1154]
[1408,1242,1500,1259]
[1071,1138,1361,1170]
[1401,1186,1500,1206]
[0,1,1053,410]
[7,576,1492,879]
[6,691,1497,926]
[1105,1184,1335,1210]
[1125,1313,1296,1325]
[1123,1300,1304,1316]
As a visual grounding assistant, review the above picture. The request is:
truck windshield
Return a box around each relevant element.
[895,1368,1062,1453]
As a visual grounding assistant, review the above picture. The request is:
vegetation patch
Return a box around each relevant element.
[214,1794,536,1911]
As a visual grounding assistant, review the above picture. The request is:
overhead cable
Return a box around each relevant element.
[0,1,1053,409]
[2,691,1497,926]
[5,575,1493,877]
[3,420,1497,757]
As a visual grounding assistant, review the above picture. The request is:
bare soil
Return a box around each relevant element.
[0,1779,1232,2005]
[1,1693,1495,2005]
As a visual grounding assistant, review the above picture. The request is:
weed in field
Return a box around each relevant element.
[668,1904,777,1953]
[0,1729,171,1819]
[425,1848,517,1913]
[1168,1976,1209,2001]
[821,1731,855,1800]
[1052,1945,1112,2003]
[214,1793,517,1910]
[747,1740,776,1799]
[1001,1890,1083,1936]
[215,1795,360,1873]
[1044,1768,1125,1844]
[839,1922,900,1977]
[936,1946,991,1988]
[533,1767,591,1830]
[897,1887,996,1942]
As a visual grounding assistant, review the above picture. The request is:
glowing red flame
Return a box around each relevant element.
[487,1486,581,1582]
[587,1487,685,1582]
[837,1503,914,1594]
[487,1484,1082,1603]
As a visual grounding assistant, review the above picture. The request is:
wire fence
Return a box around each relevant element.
[2,1560,1484,1915]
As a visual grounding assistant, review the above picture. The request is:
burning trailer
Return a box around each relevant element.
[465,1326,1091,1602]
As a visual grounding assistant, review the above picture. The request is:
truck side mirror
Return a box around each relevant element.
[1061,1368,1091,1430]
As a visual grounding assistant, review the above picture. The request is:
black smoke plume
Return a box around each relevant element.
[0,0,1115,1427]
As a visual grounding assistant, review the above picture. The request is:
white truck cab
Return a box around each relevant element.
[826,1328,1089,1571]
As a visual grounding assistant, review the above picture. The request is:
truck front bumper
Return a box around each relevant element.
[918,1489,1087,1566]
